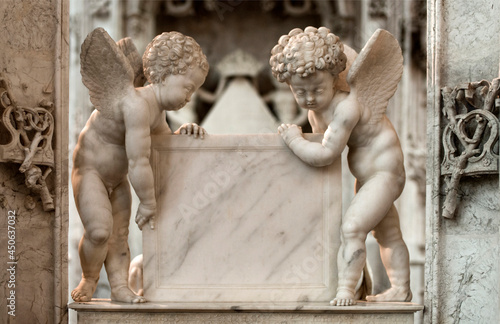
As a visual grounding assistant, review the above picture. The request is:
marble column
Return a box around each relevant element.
[0,0,69,323]
[426,1,500,323]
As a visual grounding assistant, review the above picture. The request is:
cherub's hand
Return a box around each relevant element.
[136,203,156,230]
[175,123,207,139]
[278,123,303,146]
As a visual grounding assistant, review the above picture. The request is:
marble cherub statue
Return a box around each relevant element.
[71,28,208,303]
[270,27,411,306]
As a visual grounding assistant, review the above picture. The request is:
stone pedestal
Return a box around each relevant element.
[69,300,423,323]
[143,134,341,303]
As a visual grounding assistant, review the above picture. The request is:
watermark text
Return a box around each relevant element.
[6,210,16,317]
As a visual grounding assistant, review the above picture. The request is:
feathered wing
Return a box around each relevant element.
[80,28,135,119]
[116,37,146,87]
[347,29,403,124]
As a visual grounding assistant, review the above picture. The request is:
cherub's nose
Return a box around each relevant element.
[306,92,315,102]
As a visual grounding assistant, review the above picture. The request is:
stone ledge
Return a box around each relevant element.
[69,299,423,313]
[69,300,423,324]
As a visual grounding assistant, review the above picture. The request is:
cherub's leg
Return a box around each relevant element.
[71,171,113,302]
[105,179,146,303]
[331,174,401,306]
[366,205,412,302]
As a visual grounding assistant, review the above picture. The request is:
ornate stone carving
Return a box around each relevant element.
[0,74,55,211]
[441,78,500,219]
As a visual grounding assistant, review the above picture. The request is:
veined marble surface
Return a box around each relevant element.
[143,134,341,302]
[70,300,423,324]
[70,299,423,312]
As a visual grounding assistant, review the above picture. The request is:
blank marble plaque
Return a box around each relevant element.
[143,134,341,302]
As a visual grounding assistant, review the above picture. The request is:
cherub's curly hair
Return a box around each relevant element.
[143,31,209,84]
[270,26,347,82]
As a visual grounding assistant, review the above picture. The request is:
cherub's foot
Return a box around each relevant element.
[366,286,412,302]
[111,285,146,303]
[71,278,98,302]
[330,288,356,306]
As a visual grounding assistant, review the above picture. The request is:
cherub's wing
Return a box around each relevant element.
[335,44,358,93]
[116,37,146,87]
[80,28,135,119]
[347,29,403,124]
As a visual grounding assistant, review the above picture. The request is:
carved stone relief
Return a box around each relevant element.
[441,78,500,218]
[0,74,55,211]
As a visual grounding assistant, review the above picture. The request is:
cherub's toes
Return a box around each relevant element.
[132,296,147,303]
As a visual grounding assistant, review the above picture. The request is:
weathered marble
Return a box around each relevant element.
[143,133,341,302]
[440,1,500,83]
[0,0,69,323]
[69,1,429,312]
[426,1,500,323]
[71,27,208,304]
[271,26,411,306]
[69,300,423,324]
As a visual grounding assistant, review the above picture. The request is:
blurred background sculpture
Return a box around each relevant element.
[271,27,412,306]
[71,27,208,303]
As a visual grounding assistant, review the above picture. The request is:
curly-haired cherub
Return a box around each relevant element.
[270,27,412,306]
[71,28,208,303]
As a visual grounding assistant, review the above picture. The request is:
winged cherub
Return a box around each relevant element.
[270,27,412,306]
[71,28,208,303]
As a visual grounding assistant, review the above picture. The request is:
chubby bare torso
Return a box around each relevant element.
[309,91,405,187]
[73,112,129,190]
[72,88,166,192]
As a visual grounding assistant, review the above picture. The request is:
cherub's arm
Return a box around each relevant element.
[124,101,156,230]
[279,98,360,167]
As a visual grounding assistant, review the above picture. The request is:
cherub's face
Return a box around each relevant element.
[287,70,336,112]
[157,67,206,111]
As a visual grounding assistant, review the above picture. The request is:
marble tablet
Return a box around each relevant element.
[143,133,341,303]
